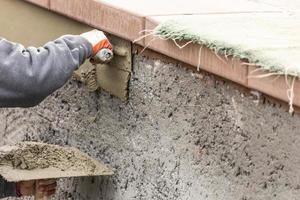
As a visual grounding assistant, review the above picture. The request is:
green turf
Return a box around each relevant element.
[153,13,300,76]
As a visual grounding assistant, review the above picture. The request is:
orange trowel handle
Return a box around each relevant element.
[34,180,48,200]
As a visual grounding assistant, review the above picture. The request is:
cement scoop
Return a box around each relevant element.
[0,142,113,182]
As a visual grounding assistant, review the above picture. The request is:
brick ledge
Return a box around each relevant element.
[24,0,300,108]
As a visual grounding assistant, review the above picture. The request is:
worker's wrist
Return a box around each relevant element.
[80,30,113,56]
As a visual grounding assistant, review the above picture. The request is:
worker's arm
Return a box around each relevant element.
[0,30,112,108]
[0,35,91,107]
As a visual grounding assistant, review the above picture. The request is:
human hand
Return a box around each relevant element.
[16,179,57,197]
[81,30,113,64]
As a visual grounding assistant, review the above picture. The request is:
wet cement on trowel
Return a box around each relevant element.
[0,142,113,182]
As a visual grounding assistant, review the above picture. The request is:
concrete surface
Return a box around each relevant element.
[99,0,280,15]
[250,0,300,12]
[1,55,299,200]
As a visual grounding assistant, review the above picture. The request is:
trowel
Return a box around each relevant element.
[0,142,113,200]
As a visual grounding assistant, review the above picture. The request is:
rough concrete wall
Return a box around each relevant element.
[1,56,300,200]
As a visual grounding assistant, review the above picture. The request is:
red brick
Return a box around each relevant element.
[50,0,144,44]
[50,0,91,24]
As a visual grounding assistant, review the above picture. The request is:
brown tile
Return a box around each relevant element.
[248,66,300,108]
[50,0,92,24]
[24,0,49,8]
[144,18,248,86]
[89,1,144,44]
[50,0,145,44]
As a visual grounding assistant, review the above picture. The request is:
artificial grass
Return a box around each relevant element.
[153,13,300,77]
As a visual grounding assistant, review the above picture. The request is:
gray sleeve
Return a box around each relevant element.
[0,35,92,108]
[0,178,16,198]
